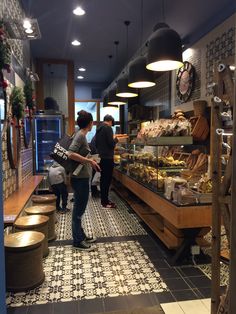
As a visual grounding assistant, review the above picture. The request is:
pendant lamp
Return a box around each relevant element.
[108,88,127,105]
[146,23,183,71]
[116,21,138,98]
[116,75,138,98]
[128,0,155,89]
[103,94,118,108]
[128,56,156,88]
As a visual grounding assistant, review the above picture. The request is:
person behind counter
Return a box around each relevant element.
[68,110,100,251]
[95,114,118,209]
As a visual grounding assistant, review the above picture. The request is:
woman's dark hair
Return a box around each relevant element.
[44,97,59,111]
[77,110,93,129]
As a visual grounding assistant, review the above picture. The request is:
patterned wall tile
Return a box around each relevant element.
[206,27,235,96]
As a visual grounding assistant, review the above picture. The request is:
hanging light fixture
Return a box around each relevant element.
[146,0,183,72]
[116,75,138,97]
[116,21,138,98]
[103,94,118,108]
[128,0,156,89]
[146,23,183,71]
[108,88,127,105]
[128,56,156,89]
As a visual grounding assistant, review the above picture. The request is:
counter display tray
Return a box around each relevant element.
[133,136,193,146]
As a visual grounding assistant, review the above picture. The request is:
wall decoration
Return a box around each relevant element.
[7,118,20,169]
[206,27,235,96]
[10,86,25,123]
[22,117,31,149]
[0,71,8,134]
[0,23,11,73]
[176,61,195,103]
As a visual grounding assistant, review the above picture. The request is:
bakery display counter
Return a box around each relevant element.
[113,168,212,264]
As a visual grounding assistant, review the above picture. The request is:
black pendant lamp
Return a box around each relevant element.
[146,23,183,71]
[128,0,156,89]
[108,88,127,105]
[128,56,156,88]
[116,21,138,98]
[103,93,118,108]
[116,75,138,98]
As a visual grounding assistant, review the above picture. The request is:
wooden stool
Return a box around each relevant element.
[14,215,49,257]
[5,231,45,292]
[25,206,56,241]
[31,194,57,206]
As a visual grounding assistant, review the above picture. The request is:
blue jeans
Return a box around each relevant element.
[71,177,90,244]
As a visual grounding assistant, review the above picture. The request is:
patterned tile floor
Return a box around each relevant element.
[55,192,147,240]
[6,242,167,307]
[6,191,226,314]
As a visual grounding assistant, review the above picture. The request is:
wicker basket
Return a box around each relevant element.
[193,100,207,116]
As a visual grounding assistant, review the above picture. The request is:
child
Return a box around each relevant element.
[48,162,69,213]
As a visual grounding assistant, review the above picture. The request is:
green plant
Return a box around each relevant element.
[24,80,34,110]
[10,86,25,120]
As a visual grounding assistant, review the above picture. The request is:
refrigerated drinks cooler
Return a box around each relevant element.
[33,113,64,173]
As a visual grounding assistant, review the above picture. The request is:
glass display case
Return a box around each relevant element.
[33,113,64,173]
[114,141,210,205]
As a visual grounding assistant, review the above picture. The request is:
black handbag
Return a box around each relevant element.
[49,134,80,173]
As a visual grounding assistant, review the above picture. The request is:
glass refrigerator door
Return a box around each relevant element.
[35,116,62,173]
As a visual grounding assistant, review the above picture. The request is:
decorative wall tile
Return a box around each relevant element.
[206,27,235,96]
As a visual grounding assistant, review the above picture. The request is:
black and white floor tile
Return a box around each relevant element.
[6,241,168,307]
[55,192,147,240]
[198,262,229,287]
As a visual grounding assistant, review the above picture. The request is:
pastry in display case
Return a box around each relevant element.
[115,142,210,205]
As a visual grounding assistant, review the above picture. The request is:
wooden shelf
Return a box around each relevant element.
[4,175,44,225]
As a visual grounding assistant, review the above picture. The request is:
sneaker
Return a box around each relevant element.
[73,240,94,251]
[101,203,116,209]
[84,236,97,243]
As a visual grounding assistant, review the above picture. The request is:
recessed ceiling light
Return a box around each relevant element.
[73,6,85,16]
[79,67,86,72]
[77,76,84,79]
[71,40,81,46]
[23,19,32,29]
[25,28,33,34]
[27,35,35,38]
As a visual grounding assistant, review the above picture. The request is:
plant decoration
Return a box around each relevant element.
[24,79,36,119]
[0,23,11,73]
[10,86,25,127]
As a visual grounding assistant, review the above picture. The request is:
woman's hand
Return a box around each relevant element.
[90,159,101,172]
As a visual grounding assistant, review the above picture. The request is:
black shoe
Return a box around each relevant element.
[62,208,70,212]
[84,236,97,243]
[73,240,94,251]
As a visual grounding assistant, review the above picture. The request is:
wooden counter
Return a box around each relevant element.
[113,169,212,257]
[4,176,44,225]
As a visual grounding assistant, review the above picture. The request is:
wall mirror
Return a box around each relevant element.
[0,72,7,135]
[23,117,32,148]
[7,119,20,169]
